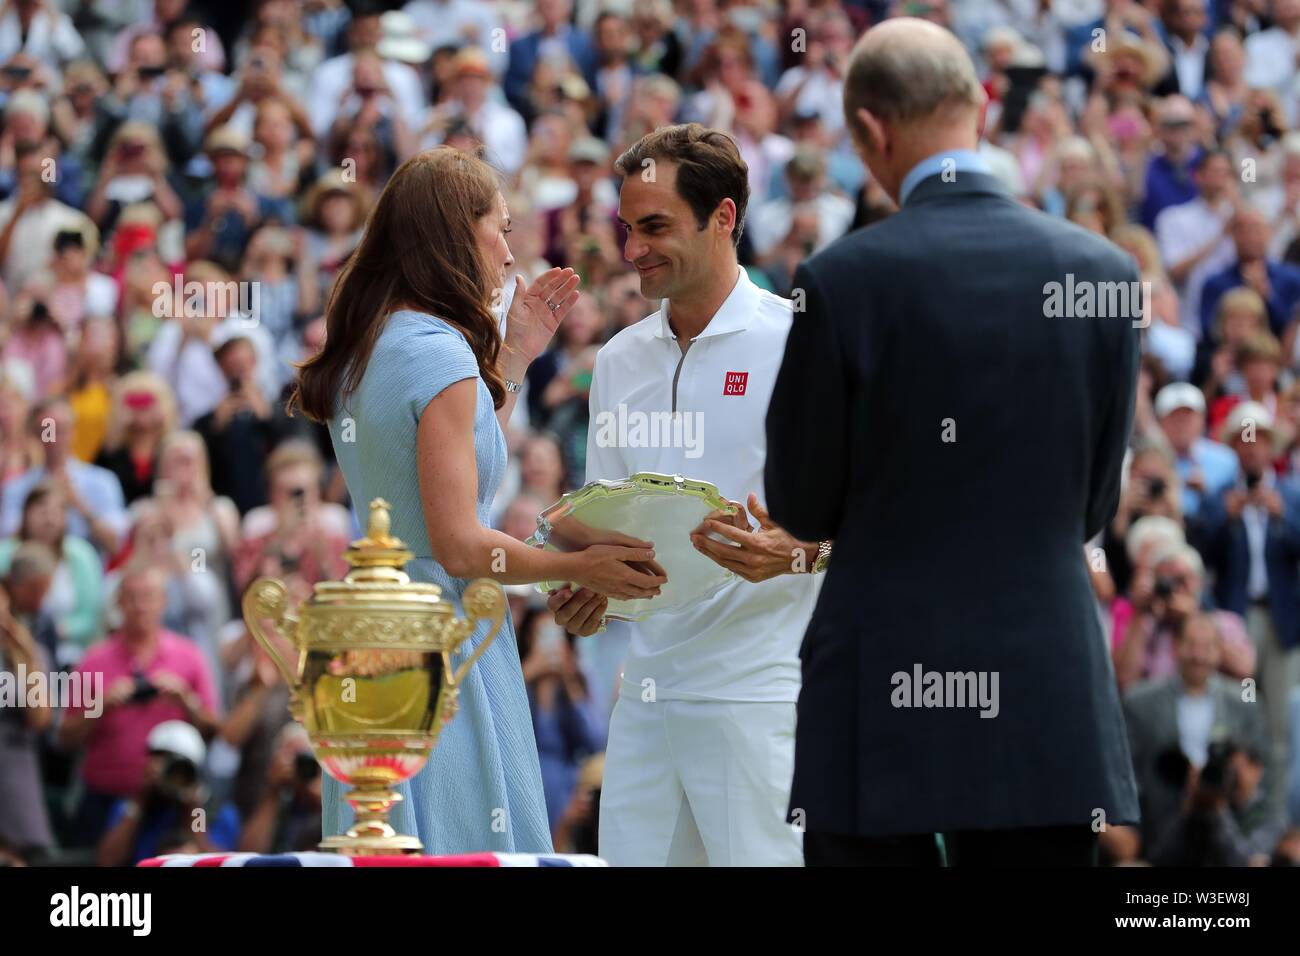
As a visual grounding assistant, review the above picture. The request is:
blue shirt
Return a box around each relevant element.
[1141,149,1202,229]
[0,461,127,551]
[105,798,240,865]
[1199,259,1300,338]
[899,149,992,206]
[1177,437,1240,519]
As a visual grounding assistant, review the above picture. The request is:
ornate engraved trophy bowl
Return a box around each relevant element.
[242,498,505,855]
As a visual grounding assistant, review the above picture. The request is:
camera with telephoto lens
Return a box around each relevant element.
[294,751,320,784]
[156,753,199,802]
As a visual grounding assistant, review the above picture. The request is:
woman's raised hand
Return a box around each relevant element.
[503,267,581,366]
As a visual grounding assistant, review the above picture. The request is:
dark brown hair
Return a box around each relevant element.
[20,478,65,549]
[290,147,506,422]
[614,123,749,248]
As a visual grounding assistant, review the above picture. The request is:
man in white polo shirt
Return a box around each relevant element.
[548,124,829,866]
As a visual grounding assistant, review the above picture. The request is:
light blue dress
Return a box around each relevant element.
[324,310,553,854]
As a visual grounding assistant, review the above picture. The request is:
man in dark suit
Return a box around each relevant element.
[764,18,1142,866]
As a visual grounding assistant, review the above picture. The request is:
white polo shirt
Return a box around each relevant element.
[585,265,821,702]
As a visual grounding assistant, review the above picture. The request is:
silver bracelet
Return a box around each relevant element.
[505,379,522,393]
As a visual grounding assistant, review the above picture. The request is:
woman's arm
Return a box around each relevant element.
[417,379,664,599]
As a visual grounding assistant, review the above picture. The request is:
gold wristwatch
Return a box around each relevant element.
[811,540,832,574]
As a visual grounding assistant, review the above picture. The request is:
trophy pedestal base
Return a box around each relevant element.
[320,834,424,856]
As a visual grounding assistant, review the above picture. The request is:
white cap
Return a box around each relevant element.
[0,357,36,402]
[209,316,257,354]
[377,11,432,64]
[147,720,206,767]
[1220,400,1276,443]
[1155,382,1206,418]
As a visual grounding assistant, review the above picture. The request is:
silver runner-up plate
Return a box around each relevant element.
[528,472,739,622]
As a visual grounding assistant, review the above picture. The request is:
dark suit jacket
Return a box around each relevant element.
[764,170,1142,837]
[1195,476,1300,651]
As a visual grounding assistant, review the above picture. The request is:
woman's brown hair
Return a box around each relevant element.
[290,146,507,422]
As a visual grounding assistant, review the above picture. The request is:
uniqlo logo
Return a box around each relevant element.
[723,371,748,396]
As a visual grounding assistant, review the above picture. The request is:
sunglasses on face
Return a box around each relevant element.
[123,391,157,410]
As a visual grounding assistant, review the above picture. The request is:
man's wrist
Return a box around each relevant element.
[810,540,832,574]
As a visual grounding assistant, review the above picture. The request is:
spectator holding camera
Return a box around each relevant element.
[0,0,85,74]
[0,138,95,292]
[59,562,218,846]
[237,224,316,371]
[232,440,349,594]
[193,329,278,516]
[153,429,241,600]
[50,59,109,166]
[183,126,270,271]
[91,31,200,195]
[1,397,128,555]
[1198,400,1300,809]
[85,119,185,235]
[1146,737,1285,866]
[542,135,618,270]
[1124,611,1271,856]
[238,722,322,853]
[749,145,854,290]
[1111,539,1255,690]
[1102,439,1185,595]
[2,287,65,400]
[324,49,413,174]
[218,628,292,819]
[1154,383,1238,520]
[0,90,85,208]
[246,97,315,209]
[96,719,239,866]
[25,226,117,337]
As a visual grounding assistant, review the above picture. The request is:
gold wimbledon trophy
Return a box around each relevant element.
[241,498,505,855]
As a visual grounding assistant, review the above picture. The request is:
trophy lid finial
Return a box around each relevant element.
[343,497,412,576]
[369,498,392,540]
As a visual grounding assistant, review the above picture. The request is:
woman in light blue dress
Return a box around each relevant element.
[289,147,665,854]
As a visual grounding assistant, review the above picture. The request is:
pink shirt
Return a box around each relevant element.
[72,630,218,797]
[1110,598,1255,684]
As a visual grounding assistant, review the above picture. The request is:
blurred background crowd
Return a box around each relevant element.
[1,0,1300,866]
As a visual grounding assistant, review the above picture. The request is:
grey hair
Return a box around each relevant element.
[1151,541,1205,581]
[6,90,49,125]
[5,541,58,583]
[843,27,984,127]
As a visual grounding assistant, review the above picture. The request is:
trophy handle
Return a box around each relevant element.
[449,578,506,687]
[241,577,301,689]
